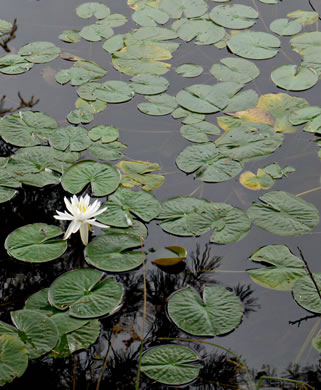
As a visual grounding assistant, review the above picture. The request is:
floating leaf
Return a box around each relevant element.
[137,93,177,116]
[0,111,58,147]
[0,335,28,386]
[25,288,60,315]
[289,106,321,134]
[5,223,67,263]
[76,2,110,19]
[132,8,169,26]
[159,0,208,18]
[59,29,80,43]
[0,187,17,203]
[152,246,187,266]
[290,32,321,56]
[0,169,21,204]
[141,345,200,385]
[88,125,119,143]
[180,121,220,143]
[240,170,274,191]
[210,4,258,29]
[103,34,125,54]
[287,10,319,26]
[79,24,113,42]
[258,0,279,3]
[177,19,225,45]
[18,41,61,63]
[210,57,259,84]
[227,31,280,59]
[117,160,165,191]
[85,227,145,272]
[271,65,318,91]
[7,310,59,359]
[248,245,306,290]
[94,80,134,103]
[56,60,107,86]
[88,140,127,161]
[293,274,321,314]
[172,108,205,125]
[312,334,321,353]
[0,54,34,74]
[49,269,124,318]
[175,63,203,78]
[168,285,243,336]
[75,98,106,115]
[130,74,169,95]
[98,13,128,27]
[176,143,243,182]
[49,126,91,152]
[61,160,120,196]
[0,19,12,36]
[248,191,320,236]
[269,18,302,36]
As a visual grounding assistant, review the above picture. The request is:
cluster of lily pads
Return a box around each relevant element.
[1,0,321,387]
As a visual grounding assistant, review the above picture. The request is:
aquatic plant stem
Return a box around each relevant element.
[296,186,321,197]
[157,337,256,390]
[96,337,114,390]
[256,375,315,390]
[72,355,77,390]
[135,229,147,390]
[297,247,321,302]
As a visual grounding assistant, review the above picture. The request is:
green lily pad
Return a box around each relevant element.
[312,334,321,353]
[76,2,110,19]
[216,123,284,162]
[61,160,120,196]
[177,19,225,45]
[0,187,17,203]
[79,24,113,42]
[173,108,205,124]
[103,34,125,54]
[227,31,280,59]
[289,106,321,134]
[49,268,124,318]
[0,169,21,203]
[293,273,321,314]
[270,18,302,36]
[141,344,200,385]
[49,126,91,152]
[210,57,259,84]
[248,245,306,290]
[287,10,319,26]
[0,335,28,386]
[290,32,321,56]
[0,111,58,147]
[75,98,106,115]
[271,65,318,91]
[0,54,34,74]
[94,80,134,103]
[5,223,67,263]
[210,4,258,29]
[152,246,187,266]
[248,191,320,236]
[132,8,169,27]
[85,227,145,272]
[175,63,203,78]
[137,93,177,116]
[130,74,169,95]
[88,140,127,161]
[176,143,243,182]
[88,125,119,143]
[25,288,60,316]
[159,0,207,18]
[9,310,59,359]
[59,29,80,43]
[97,13,128,27]
[180,121,220,143]
[56,60,107,86]
[168,285,243,336]
[18,41,61,63]
[97,186,160,227]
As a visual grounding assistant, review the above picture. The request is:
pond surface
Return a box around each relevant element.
[1,0,321,389]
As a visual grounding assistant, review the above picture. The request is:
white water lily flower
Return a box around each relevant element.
[54,194,109,245]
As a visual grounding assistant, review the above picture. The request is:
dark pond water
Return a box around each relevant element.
[1,0,321,389]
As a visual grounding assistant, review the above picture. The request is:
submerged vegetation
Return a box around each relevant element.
[1,0,321,388]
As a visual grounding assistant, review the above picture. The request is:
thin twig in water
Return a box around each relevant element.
[0,92,39,116]
[297,247,321,302]
[0,19,18,52]
[289,313,319,327]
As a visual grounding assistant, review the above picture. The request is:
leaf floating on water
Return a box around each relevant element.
[0,54,34,74]
[180,121,220,143]
[159,0,208,19]
[176,19,225,45]
[56,59,107,86]
[79,23,113,42]
[293,273,321,314]
[18,41,61,64]
[59,29,80,43]
[49,126,91,152]
[130,74,169,95]
[152,246,187,266]
[175,63,203,78]
[290,32,321,56]
[289,106,321,134]
[271,65,318,91]
[247,191,320,236]
[141,344,200,385]
[168,285,244,336]
[209,4,258,30]
[248,245,306,291]
[227,31,280,60]
[88,125,119,143]
[137,93,177,116]
[240,170,274,191]
[76,2,110,19]
[132,8,169,27]
[287,10,319,26]
[210,57,260,84]
[269,18,302,36]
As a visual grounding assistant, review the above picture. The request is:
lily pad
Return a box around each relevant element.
[95,80,134,103]
[88,140,127,161]
[152,246,187,266]
[210,4,258,29]
[9,310,59,359]
[248,245,306,290]
[247,191,320,236]
[59,29,80,43]
[132,8,169,27]
[175,63,203,78]
[289,106,321,134]
[49,126,91,152]
[76,2,110,19]
[0,335,28,386]
[79,24,113,42]
[293,273,321,314]
[210,57,259,84]
[5,223,67,263]
[0,111,58,147]
[270,18,302,36]
[240,170,274,190]
[137,93,177,116]
[271,65,318,91]
[0,54,34,74]
[176,19,225,45]
[141,344,200,385]
[168,285,243,336]
[130,74,169,95]
[88,125,119,143]
[159,0,208,18]
[56,60,107,86]
[18,41,60,64]
[176,143,243,182]
[290,32,321,56]
[49,268,124,318]
[227,31,280,60]
[180,121,220,143]
[61,160,121,196]
[287,10,319,26]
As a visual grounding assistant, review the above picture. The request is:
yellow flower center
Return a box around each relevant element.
[77,204,88,213]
